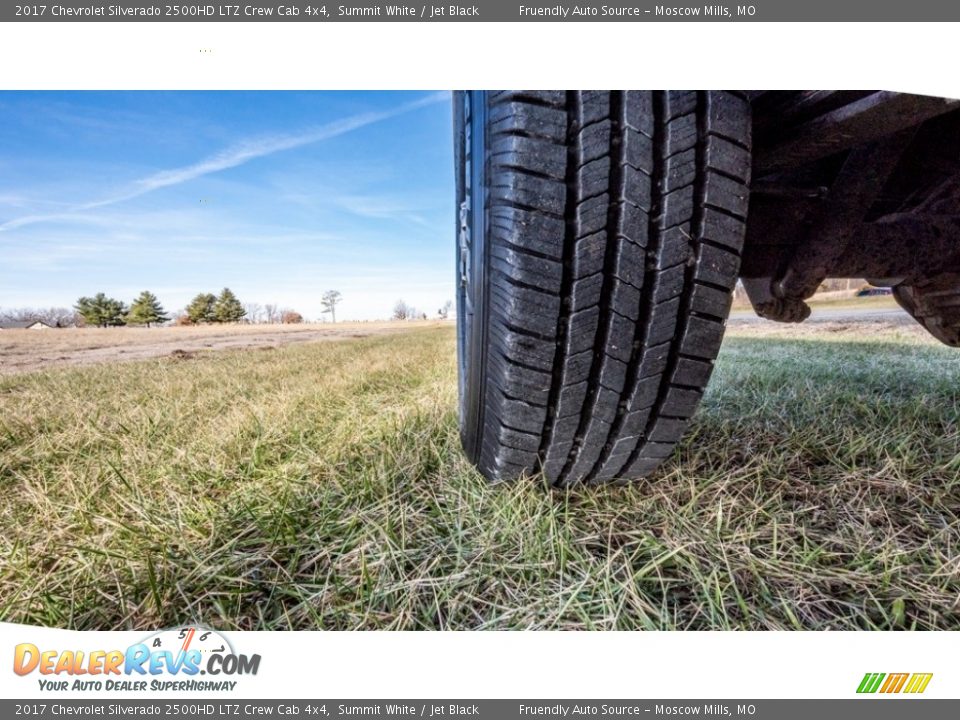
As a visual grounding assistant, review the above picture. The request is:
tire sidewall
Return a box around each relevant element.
[455,91,488,464]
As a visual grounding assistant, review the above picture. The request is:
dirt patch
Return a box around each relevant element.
[0,321,444,375]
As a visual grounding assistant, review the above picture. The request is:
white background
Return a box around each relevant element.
[0,624,952,698]
[1,18,957,701]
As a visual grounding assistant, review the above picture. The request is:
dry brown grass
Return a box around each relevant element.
[1,321,958,630]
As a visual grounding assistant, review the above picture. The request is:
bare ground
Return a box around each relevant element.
[0,321,445,375]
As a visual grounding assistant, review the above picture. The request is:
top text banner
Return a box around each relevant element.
[4,1,960,22]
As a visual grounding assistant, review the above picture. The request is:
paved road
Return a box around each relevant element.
[729,305,911,325]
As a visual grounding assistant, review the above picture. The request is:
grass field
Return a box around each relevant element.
[805,293,898,311]
[2,321,959,630]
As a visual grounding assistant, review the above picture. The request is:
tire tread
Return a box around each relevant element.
[472,91,751,485]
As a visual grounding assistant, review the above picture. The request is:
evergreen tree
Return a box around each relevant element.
[74,297,98,327]
[126,291,169,327]
[74,293,127,328]
[214,287,246,323]
[185,293,217,324]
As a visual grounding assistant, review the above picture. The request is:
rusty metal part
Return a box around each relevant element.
[739,277,811,323]
[755,297,811,323]
[754,91,960,177]
[740,213,960,282]
[773,130,916,305]
[913,174,960,214]
[830,214,960,281]
[894,274,960,347]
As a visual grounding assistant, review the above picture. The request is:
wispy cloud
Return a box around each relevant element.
[334,193,439,227]
[0,91,447,233]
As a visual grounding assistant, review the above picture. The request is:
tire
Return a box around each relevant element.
[455,91,752,486]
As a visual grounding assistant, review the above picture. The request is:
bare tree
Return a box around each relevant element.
[321,290,342,323]
[264,303,281,324]
[438,300,453,319]
[45,307,79,327]
[281,309,304,324]
[244,302,264,324]
[393,299,411,321]
[0,306,78,327]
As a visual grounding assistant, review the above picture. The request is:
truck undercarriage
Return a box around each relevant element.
[745,91,960,345]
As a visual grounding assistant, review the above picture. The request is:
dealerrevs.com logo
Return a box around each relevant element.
[13,627,261,692]
[857,672,933,695]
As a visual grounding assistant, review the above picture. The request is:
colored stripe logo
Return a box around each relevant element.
[857,672,933,694]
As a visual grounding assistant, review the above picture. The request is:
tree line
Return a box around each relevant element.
[393,299,452,321]
[0,306,77,328]
[2,290,461,327]
[73,291,168,328]
[70,289,247,328]
[181,288,246,325]
[51,287,338,327]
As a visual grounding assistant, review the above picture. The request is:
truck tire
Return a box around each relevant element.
[455,90,751,486]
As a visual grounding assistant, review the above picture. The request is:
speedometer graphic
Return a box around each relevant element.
[140,626,234,660]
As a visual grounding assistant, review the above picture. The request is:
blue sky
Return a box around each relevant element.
[0,91,454,321]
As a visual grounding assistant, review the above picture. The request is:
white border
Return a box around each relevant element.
[0,22,956,97]
[1,16,957,704]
